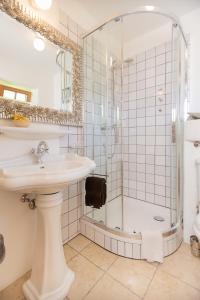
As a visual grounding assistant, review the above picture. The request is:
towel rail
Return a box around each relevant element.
[89,173,109,178]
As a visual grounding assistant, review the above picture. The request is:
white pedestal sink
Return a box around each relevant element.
[23,193,74,300]
[0,153,96,300]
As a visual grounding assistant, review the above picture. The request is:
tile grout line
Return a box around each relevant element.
[66,243,106,300]
[82,254,133,300]
[81,271,105,300]
[67,235,92,253]
[68,236,157,299]
[156,267,200,293]
[64,244,79,262]
[106,269,142,299]
[105,256,152,299]
[80,243,120,300]
[2,238,199,299]
[106,272,142,299]
[142,262,159,299]
[79,244,118,272]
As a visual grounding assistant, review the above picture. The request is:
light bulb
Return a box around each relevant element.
[145,6,155,11]
[33,37,45,52]
[32,0,52,10]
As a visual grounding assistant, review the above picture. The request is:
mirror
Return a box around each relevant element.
[0,12,74,112]
[0,2,81,125]
[56,50,73,112]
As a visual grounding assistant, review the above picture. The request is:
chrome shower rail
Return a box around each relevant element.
[82,6,188,47]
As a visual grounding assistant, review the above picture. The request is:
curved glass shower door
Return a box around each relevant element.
[170,23,187,227]
[83,11,187,234]
[83,18,123,230]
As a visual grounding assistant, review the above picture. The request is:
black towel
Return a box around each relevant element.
[85,176,107,209]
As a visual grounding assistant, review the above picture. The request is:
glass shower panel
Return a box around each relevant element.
[177,29,188,226]
[106,51,123,230]
[170,24,186,227]
[83,31,107,224]
[83,19,123,229]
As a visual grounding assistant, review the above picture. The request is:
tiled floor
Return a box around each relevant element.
[1,234,200,300]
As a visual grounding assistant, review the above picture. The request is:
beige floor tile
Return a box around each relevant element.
[144,269,200,300]
[64,244,78,262]
[68,254,103,300]
[159,243,200,290]
[108,257,156,298]
[176,242,193,257]
[84,274,140,300]
[81,243,117,271]
[68,234,91,252]
[0,271,30,300]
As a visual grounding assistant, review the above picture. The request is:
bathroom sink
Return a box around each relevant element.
[0,151,96,300]
[0,153,96,193]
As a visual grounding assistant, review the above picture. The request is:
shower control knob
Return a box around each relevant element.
[21,194,28,202]
[29,200,36,210]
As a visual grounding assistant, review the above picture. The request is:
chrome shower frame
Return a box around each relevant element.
[82,5,188,237]
[82,6,188,48]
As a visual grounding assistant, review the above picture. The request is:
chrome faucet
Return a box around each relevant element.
[32,141,49,164]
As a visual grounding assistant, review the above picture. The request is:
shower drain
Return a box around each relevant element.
[153,216,165,222]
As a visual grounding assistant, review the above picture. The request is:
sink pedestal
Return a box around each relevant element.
[23,192,74,300]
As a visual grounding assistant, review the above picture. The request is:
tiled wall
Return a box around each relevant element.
[80,217,183,259]
[60,125,84,242]
[122,42,176,212]
[59,8,84,46]
[58,11,85,242]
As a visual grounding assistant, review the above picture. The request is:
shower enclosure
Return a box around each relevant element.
[81,7,188,258]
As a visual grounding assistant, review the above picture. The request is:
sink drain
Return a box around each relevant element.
[153,216,165,222]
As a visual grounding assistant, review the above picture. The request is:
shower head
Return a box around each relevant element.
[110,57,118,69]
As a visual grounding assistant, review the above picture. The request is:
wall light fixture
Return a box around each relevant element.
[33,36,45,51]
[31,0,53,11]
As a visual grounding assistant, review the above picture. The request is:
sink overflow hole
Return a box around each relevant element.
[153,216,165,222]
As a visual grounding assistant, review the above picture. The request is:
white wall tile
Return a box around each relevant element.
[105,236,111,251]
[85,224,95,240]
[132,244,141,259]
[69,221,78,238]
[95,231,105,247]
[125,243,133,258]
[111,239,118,254]
[118,241,125,256]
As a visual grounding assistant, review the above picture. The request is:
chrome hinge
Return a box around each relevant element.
[172,122,176,143]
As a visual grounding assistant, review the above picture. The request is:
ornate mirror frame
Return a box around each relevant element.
[0,0,82,126]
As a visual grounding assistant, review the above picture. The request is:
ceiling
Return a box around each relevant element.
[74,0,200,27]
[98,13,171,43]
[61,0,200,40]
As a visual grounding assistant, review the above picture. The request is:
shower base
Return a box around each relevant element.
[123,197,171,233]
[80,212,182,259]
